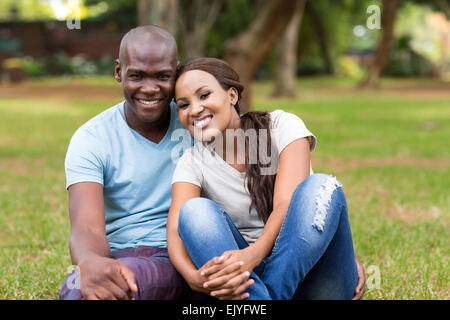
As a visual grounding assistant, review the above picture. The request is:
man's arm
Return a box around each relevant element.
[68,182,137,300]
[69,182,109,263]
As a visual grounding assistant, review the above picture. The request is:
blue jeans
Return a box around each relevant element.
[178,173,358,300]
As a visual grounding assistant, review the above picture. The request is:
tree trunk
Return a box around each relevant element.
[306,1,333,74]
[438,0,450,19]
[178,0,223,61]
[182,31,208,61]
[272,0,307,98]
[137,0,178,36]
[224,0,303,112]
[359,0,402,88]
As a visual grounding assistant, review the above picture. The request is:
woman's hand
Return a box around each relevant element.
[184,256,252,299]
[200,247,261,299]
[352,255,366,300]
[197,248,258,299]
[184,267,213,295]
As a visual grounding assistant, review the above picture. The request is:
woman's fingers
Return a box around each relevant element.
[199,256,226,277]
[211,276,254,300]
[206,270,250,292]
[203,261,246,287]
[204,260,244,281]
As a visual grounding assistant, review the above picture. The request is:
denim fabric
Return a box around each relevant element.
[178,173,358,300]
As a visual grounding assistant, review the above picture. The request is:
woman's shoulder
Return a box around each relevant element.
[178,142,203,160]
[269,109,307,128]
[177,142,217,167]
[268,109,317,152]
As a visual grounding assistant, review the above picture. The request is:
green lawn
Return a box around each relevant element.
[0,75,448,299]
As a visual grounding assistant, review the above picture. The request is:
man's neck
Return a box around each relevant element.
[124,103,171,144]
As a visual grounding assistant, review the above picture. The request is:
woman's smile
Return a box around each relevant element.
[193,115,213,129]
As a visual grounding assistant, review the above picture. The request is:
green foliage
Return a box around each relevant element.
[297,0,382,75]
[383,39,434,77]
[382,2,444,77]
[83,0,137,25]
[336,56,365,78]
[295,57,326,76]
[17,53,115,77]
[0,0,55,22]
[206,0,258,59]
[20,56,46,77]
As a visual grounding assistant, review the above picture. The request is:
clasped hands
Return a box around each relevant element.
[190,247,259,300]
[189,250,366,300]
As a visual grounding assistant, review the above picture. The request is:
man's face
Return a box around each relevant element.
[115,42,177,124]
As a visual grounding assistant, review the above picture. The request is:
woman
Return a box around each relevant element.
[167,57,364,300]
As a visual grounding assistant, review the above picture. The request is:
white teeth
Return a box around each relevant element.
[194,116,212,128]
[138,99,159,105]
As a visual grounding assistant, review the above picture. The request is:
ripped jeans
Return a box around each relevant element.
[178,173,358,300]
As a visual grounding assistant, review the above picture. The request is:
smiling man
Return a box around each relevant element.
[59,25,194,300]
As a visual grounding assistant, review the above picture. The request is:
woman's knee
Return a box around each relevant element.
[179,197,217,223]
[290,173,346,232]
[178,197,223,236]
[297,173,341,192]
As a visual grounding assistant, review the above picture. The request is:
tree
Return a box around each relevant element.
[224,0,304,112]
[137,0,178,36]
[359,0,403,88]
[305,0,333,75]
[177,0,224,61]
[272,0,307,98]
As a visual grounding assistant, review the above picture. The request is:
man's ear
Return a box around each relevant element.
[114,59,122,83]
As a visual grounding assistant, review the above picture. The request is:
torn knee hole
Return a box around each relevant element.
[312,175,342,231]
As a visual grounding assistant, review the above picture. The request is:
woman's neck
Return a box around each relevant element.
[215,111,246,170]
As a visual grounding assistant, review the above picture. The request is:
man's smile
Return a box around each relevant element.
[136,98,160,105]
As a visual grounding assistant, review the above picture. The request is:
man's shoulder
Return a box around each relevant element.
[79,101,124,133]
[68,101,125,153]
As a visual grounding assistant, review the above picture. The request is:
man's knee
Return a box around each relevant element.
[116,256,186,300]
[59,270,83,300]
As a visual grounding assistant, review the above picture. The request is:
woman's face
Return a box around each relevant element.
[175,70,239,142]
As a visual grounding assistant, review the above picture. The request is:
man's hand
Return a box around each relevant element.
[78,255,138,300]
[352,255,366,300]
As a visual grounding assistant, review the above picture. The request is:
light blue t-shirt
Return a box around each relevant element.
[65,101,192,251]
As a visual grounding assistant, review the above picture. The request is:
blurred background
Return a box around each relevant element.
[0,0,448,299]
[1,0,449,101]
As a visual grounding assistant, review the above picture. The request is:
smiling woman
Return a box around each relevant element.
[175,69,240,142]
[167,57,364,300]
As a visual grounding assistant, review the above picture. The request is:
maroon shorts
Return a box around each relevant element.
[59,246,205,300]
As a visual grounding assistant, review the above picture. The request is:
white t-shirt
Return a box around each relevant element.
[172,109,317,244]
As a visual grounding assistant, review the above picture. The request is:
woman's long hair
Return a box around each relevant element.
[176,58,276,223]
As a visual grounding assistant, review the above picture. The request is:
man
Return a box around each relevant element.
[59,25,365,300]
[59,25,194,300]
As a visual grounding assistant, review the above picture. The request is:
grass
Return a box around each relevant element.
[0,75,448,299]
